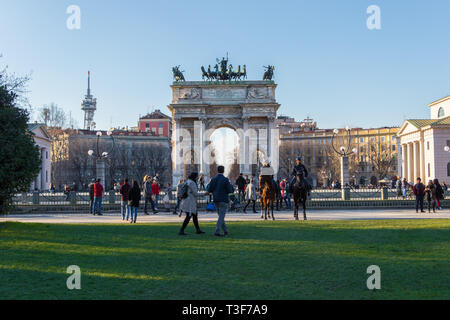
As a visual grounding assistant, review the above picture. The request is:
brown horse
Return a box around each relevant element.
[259,175,276,220]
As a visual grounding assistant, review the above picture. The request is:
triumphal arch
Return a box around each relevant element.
[168,58,280,185]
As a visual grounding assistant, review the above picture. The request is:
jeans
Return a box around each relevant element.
[283,194,292,209]
[93,197,102,214]
[89,198,94,214]
[243,200,256,212]
[130,206,138,223]
[238,189,245,203]
[416,195,424,212]
[215,202,228,235]
[154,194,160,209]
[144,195,155,213]
[121,201,130,220]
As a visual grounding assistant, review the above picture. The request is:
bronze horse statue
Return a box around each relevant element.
[263,65,274,81]
[292,174,308,220]
[259,174,276,220]
[172,66,185,82]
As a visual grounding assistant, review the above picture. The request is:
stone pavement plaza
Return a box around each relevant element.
[1,209,449,224]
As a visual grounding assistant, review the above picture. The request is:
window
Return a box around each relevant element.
[360,146,364,152]
[159,123,164,135]
[46,151,48,159]
[428,163,431,178]
[438,107,445,118]
[427,141,430,150]
[392,145,396,151]
[448,163,450,177]
[381,136,385,142]
[145,123,150,128]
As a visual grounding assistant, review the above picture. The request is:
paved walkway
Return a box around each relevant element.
[1,208,449,224]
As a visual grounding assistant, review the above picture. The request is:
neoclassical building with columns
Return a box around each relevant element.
[28,123,52,191]
[397,96,450,184]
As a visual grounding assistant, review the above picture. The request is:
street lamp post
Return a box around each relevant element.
[88,129,115,188]
[331,126,358,188]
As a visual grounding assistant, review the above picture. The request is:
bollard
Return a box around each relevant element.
[32,191,40,205]
[109,191,116,204]
[381,187,389,200]
[342,187,350,201]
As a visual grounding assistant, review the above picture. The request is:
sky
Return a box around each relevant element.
[2,0,450,131]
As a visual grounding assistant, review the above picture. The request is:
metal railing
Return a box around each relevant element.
[13,188,449,206]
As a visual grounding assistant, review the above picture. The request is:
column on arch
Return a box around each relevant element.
[172,118,185,186]
[408,143,414,183]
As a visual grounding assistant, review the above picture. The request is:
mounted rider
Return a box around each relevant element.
[289,157,312,195]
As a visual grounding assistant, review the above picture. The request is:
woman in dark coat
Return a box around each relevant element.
[128,180,141,224]
[434,179,444,210]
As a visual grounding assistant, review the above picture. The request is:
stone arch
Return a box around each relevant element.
[169,80,280,185]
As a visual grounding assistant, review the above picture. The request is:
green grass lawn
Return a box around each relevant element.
[0,220,449,300]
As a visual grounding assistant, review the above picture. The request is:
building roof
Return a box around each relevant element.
[406,116,450,128]
[139,109,171,120]
[428,95,450,107]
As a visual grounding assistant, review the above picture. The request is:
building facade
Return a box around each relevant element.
[51,129,171,190]
[138,109,172,137]
[279,118,399,187]
[397,96,450,184]
[28,123,52,191]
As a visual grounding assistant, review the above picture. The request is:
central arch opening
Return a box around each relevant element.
[209,127,240,181]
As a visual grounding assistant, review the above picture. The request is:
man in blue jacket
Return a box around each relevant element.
[207,165,234,237]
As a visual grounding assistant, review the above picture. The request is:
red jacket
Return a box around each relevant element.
[94,182,104,197]
[151,183,160,195]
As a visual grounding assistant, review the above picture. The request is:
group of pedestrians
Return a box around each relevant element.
[413,177,446,213]
[178,166,234,237]
[234,173,294,213]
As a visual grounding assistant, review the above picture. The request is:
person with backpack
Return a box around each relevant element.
[207,165,234,237]
[413,177,425,213]
[178,172,205,235]
[128,180,141,224]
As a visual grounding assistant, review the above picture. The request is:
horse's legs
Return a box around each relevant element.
[303,197,307,221]
[271,201,275,221]
[260,201,264,219]
[294,200,299,220]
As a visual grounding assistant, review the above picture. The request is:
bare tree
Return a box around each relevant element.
[38,103,66,129]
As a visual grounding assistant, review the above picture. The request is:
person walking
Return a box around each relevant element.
[199,174,205,191]
[173,179,184,215]
[235,173,246,203]
[280,179,292,210]
[178,172,205,235]
[442,182,448,192]
[243,178,257,213]
[93,178,104,216]
[396,178,402,198]
[207,165,234,237]
[413,177,425,213]
[402,178,408,198]
[88,179,95,214]
[425,180,437,213]
[128,180,141,224]
[151,179,161,211]
[434,179,444,210]
[143,176,156,215]
[119,178,131,221]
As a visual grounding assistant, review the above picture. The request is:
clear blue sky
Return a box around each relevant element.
[2,0,450,130]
